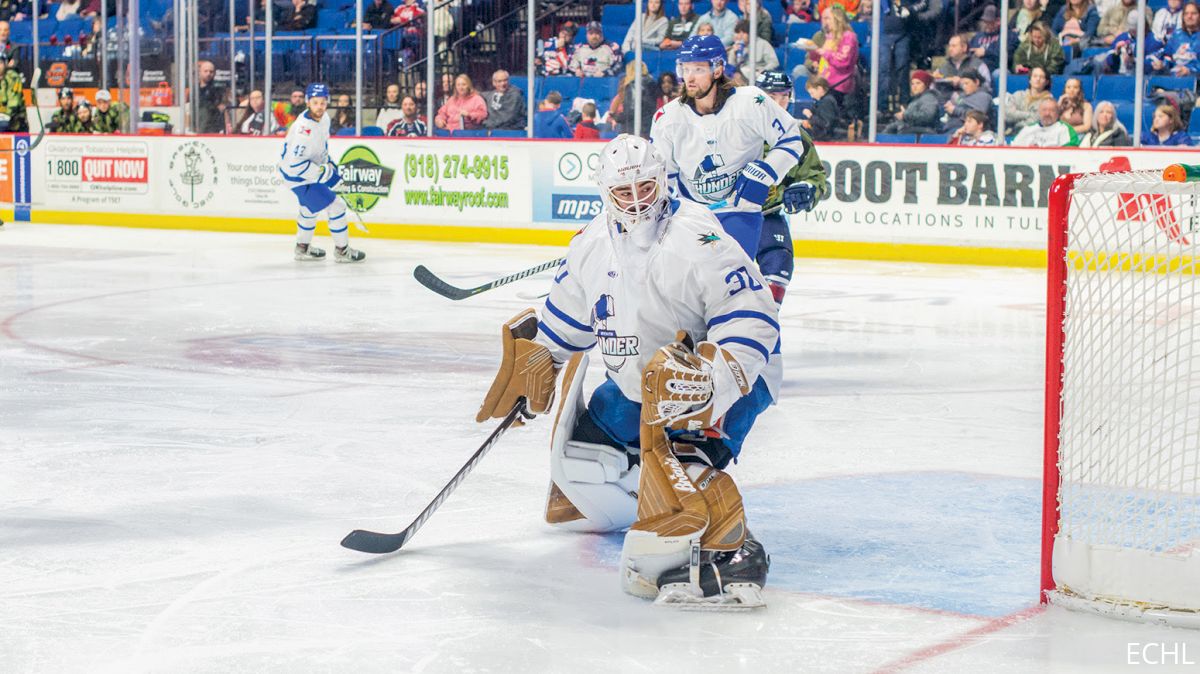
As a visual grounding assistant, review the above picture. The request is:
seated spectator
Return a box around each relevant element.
[694,0,739,47]
[570,21,622,77]
[1066,9,1159,74]
[281,0,316,31]
[942,71,990,132]
[362,0,393,29]
[74,100,95,133]
[695,21,716,37]
[1148,1,1200,75]
[537,24,577,76]
[1009,0,1044,39]
[1077,100,1132,146]
[934,33,991,99]
[48,88,80,133]
[1097,0,1135,45]
[661,0,700,49]
[0,21,17,69]
[0,4,30,22]
[92,89,121,133]
[390,0,423,31]
[950,110,999,145]
[533,91,572,138]
[1057,77,1092,133]
[0,53,23,132]
[970,5,1007,73]
[800,7,859,104]
[609,61,657,137]
[657,72,679,107]
[435,74,487,131]
[729,19,780,80]
[1052,0,1099,49]
[412,80,428,113]
[1153,0,1183,41]
[786,0,816,23]
[817,0,859,20]
[574,102,601,138]
[330,94,353,134]
[1014,22,1066,74]
[1141,103,1193,145]
[482,69,526,131]
[883,70,940,134]
[272,89,306,132]
[236,90,267,135]
[1003,65,1054,132]
[387,96,427,136]
[801,76,842,140]
[1012,97,1080,145]
[56,0,82,21]
[738,0,774,44]
[375,84,403,131]
[623,0,668,52]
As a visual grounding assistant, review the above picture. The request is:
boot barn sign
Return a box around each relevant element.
[788,145,1200,251]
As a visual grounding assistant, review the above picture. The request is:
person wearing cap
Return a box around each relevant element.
[48,88,83,133]
[91,89,123,133]
[0,52,25,132]
[277,83,365,264]
[569,21,622,77]
[883,69,941,134]
[74,100,96,134]
[692,0,739,47]
[941,70,991,133]
[969,5,1009,73]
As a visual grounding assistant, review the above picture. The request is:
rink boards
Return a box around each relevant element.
[14,134,1200,267]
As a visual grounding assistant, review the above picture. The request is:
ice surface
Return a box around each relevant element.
[2,224,1199,673]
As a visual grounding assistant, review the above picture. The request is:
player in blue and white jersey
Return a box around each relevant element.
[649,35,811,260]
[476,135,780,609]
[277,83,365,263]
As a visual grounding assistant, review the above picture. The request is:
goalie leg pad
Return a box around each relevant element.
[546,353,639,532]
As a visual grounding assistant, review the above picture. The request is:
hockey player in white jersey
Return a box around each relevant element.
[476,135,780,608]
[277,83,365,263]
[650,34,811,259]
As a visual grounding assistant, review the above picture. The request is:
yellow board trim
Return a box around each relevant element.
[28,210,1047,268]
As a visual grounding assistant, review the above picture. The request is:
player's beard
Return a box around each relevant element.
[689,79,716,101]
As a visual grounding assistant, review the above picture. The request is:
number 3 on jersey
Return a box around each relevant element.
[725,266,763,296]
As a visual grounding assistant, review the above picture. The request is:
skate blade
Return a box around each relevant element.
[653,583,766,612]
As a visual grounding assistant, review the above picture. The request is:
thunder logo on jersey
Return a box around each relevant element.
[689,142,736,198]
[593,294,639,373]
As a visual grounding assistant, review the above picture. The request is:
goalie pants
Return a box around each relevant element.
[583,375,774,470]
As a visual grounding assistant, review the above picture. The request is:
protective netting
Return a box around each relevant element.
[1053,170,1200,617]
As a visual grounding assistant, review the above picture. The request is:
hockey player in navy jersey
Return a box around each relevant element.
[277,83,365,263]
[755,70,829,304]
[476,135,779,609]
[650,35,811,261]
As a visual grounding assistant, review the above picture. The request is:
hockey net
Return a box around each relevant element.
[1043,170,1200,628]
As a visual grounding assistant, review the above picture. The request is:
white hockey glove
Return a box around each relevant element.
[320,162,342,188]
[641,333,753,431]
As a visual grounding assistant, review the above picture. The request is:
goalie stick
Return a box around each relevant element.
[413,200,729,301]
[340,403,526,554]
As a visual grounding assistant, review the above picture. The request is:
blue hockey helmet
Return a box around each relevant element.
[676,35,726,79]
[755,70,793,94]
[305,82,330,101]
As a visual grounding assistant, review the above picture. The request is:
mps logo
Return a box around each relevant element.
[593,294,638,373]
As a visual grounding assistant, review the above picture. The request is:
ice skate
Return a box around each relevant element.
[653,532,769,611]
[335,245,365,263]
[295,243,325,261]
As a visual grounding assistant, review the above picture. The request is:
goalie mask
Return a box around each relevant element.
[595,134,670,241]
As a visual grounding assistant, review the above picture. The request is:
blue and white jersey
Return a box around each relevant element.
[536,200,783,419]
[277,111,331,186]
[650,86,807,214]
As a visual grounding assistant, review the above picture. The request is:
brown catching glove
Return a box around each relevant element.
[476,308,560,423]
[641,331,752,432]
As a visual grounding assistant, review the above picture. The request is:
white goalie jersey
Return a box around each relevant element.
[650,86,807,213]
[277,111,332,186]
[535,200,783,420]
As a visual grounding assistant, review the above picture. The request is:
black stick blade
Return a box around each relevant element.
[413,265,474,301]
[340,529,410,554]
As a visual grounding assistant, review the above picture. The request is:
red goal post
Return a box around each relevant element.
[1042,168,1200,628]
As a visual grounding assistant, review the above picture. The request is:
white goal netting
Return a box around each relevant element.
[1050,170,1200,624]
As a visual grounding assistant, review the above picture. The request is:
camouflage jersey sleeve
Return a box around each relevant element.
[762,126,829,216]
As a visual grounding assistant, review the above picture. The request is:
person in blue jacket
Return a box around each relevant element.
[1148,1,1200,74]
[1141,103,1194,145]
[534,90,574,138]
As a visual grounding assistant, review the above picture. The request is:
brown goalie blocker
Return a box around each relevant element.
[477,308,559,423]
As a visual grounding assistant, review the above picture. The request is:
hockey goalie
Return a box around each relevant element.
[476,134,781,609]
